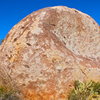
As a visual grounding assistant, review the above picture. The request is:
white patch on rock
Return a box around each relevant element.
[39,11,46,20]
[30,25,43,35]
[52,6,69,12]
[30,17,43,35]
[23,53,29,61]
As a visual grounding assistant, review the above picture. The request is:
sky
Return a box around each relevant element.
[0,0,100,39]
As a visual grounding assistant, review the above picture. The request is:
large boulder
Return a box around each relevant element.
[0,6,100,100]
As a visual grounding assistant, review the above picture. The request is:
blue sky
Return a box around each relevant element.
[0,0,100,39]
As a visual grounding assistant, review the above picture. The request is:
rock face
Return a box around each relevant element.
[0,6,100,100]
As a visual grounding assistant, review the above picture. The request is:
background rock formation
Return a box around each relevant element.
[0,6,100,100]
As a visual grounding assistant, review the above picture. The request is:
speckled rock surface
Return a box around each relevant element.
[0,6,100,100]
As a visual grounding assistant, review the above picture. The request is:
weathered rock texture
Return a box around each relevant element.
[0,6,100,100]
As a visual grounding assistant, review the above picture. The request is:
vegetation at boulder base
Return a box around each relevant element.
[68,80,100,100]
[0,80,99,100]
[0,85,20,100]
[0,39,3,45]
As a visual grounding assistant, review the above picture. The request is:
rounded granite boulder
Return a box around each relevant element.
[0,6,100,100]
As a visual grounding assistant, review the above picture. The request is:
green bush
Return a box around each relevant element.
[68,80,100,100]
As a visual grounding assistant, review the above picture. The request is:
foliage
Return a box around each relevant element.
[68,80,100,100]
[0,39,4,45]
[0,85,20,100]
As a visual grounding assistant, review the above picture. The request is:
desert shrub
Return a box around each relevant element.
[0,85,20,100]
[68,80,100,100]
